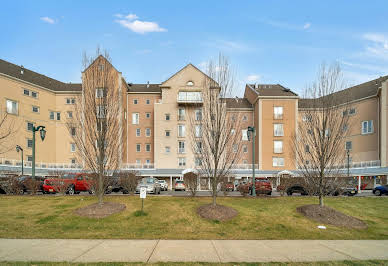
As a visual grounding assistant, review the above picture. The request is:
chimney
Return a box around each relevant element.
[235,96,239,103]
[147,81,150,88]
[20,65,24,75]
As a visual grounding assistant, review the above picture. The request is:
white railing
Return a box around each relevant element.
[121,163,155,169]
[177,91,203,103]
[0,158,82,169]
[298,160,381,170]
[233,164,259,169]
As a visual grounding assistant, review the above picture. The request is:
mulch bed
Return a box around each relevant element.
[297,204,367,229]
[197,204,238,222]
[74,202,126,218]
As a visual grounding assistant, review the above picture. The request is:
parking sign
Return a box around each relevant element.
[140,186,147,199]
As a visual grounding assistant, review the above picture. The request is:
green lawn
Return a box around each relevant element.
[0,195,387,239]
[0,261,387,266]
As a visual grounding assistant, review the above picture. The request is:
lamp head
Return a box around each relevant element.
[16,145,22,152]
[40,127,46,141]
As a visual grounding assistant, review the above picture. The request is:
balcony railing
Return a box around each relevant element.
[297,160,381,170]
[121,163,155,169]
[177,91,203,104]
[0,158,82,169]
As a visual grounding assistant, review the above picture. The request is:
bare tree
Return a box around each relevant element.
[184,172,199,197]
[293,63,352,207]
[189,54,243,206]
[0,108,15,154]
[118,170,141,194]
[67,49,123,205]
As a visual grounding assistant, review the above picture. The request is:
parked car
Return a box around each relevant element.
[373,185,388,196]
[43,173,94,194]
[238,178,272,195]
[225,182,234,192]
[158,180,168,191]
[0,175,45,194]
[174,180,186,191]
[135,177,161,194]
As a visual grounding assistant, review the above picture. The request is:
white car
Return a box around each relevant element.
[158,180,168,191]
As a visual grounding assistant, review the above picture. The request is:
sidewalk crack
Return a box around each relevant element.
[71,240,104,262]
[211,240,222,263]
[147,239,160,263]
[318,242,357,260]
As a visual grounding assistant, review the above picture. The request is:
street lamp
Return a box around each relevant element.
[16,145,23,175]
[346,149,350,180]
[32,125,46,179]
[247,126,256,197]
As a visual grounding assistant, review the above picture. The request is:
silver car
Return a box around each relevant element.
[136,177,161,194]
[158,180,168,191]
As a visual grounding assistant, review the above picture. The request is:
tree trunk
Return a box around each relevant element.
[319,194,324,207]
[98,172,103,205]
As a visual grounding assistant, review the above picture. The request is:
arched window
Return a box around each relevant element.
[186,81,194,86]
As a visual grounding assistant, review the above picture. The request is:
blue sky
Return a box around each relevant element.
[1,0,388,96]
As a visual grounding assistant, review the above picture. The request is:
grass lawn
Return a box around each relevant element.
[0,195,387,239]
[0,261,387,266]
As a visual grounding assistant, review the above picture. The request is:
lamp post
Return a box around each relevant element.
[247,126,256,196]
[346,149,350,179]
[16,145,23,175]
[32,125,46,179]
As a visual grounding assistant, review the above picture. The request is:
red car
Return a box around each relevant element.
[43,173,94,195]
[238,178,272,195]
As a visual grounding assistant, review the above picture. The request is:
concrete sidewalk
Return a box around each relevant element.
[0,239,387,263]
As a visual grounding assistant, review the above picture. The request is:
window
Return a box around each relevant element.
[178,157,186,166]
[98,64,104,71]
[186,81,194,86]
[231,129,235,135]
[231,115,236,122]
[70,143,76,152]
[66,98,75,104]
[349,108,356,115]
[132,113,139,124]
[243,115,248,121]
[136,144,141,152]
[146,144,151,152]
[195,141,202,153]
[71,127,76,136]
[345,141,352,150]
[274,141,283,153]
[243,144,248,153]
[178,141,185,153]
[165,114,170,121]
[242,129,248,141]
[195,109,202,121]
[195,125,202,137]
[32,106,39,113]
[6,100,18,115]
[165,146,170,153]
[177,91,202,102]
[305,145,310,153]
[302,114,312,122]
[23,89,30,96]
[195,157,202,166]
[146,159,151,164]
[67,111,73,118]
[136,159,141,164]
[27,139,33,148]
[178,108,185,121]
[146,112,151,118]
[97,121,106,132]
[27,156,33,162]
[274,124,284,136]
[146,128,151,137]
[233,144,238,153]
[178,125,185,137]
[23,89,38,98]
[31,91,38,98]
[273,157,285,167]
[136,128,141,137]
[243,160,248,164]
[146,99,150,105]
[362,120,373,134]
[274,106,283,119]
[165,130,171,137]
[27,122,34,131]
[95,88,105,98]
[50,111,60,120]
[133,99,138,104]
[71,158,76,164]
[343,124,348,132]
[96,105,105,118]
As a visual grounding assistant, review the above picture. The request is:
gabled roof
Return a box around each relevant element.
[0,58,81,92]
[246,84,298,97]
[161,63,217,86]
[224,98,253,109]
[299,75,388,108]
[127,83,161,93]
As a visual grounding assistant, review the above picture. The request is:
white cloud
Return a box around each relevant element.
[343,71,380,85]
[259,18,311,31]
[246,74,261,82]
[40,17,55,24]
[339,60,388,73]
[361,33,388,60]
[115,13,166,34]
[303,22,311,29]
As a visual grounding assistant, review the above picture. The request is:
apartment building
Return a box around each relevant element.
[0,57,387,187]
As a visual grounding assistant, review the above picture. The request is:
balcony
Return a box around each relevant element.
[177,91,203,104]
